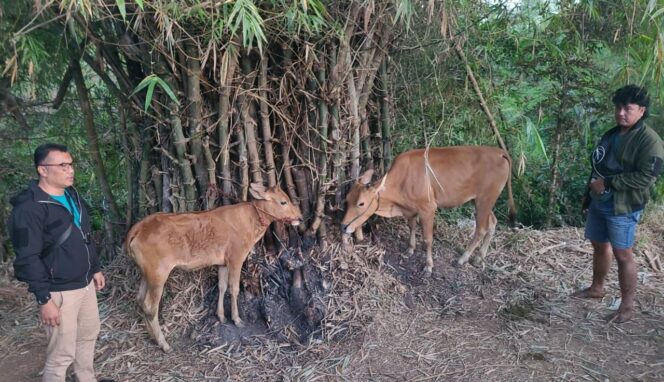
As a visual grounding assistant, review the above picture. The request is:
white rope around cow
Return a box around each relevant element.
[423,131,445,203]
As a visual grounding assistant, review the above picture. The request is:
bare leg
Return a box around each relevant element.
[217,266,229,323]
[573,241,611,299]
[611,247,637,323]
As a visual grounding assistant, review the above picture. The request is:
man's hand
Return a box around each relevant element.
[40,300,60,326]
[93,272,106,291]
[589,178,606,194]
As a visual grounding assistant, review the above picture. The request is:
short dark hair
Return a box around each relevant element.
[34,143,69,168]
[612,85,650,119]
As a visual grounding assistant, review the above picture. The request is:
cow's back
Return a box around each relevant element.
[388,146,510,208]
[125,205,251,270]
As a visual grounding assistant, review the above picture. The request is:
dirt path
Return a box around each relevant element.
[1,222,663,381]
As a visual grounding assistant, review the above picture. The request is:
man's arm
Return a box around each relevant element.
[605,139,664,191]
[10,205,51,304]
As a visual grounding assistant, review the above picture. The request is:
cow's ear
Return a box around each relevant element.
[249,183,268,200]
[375,174,387,193]
[358,169,375,185]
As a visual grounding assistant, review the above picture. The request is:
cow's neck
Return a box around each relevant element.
[372,178,408,218]
[250,202,272,228]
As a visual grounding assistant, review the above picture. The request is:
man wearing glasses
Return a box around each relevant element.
[8,143,111,382]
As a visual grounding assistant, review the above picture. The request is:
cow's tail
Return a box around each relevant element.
[503,154,517,226]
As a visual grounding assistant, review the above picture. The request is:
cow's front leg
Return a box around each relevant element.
[216,265,229,323]
[420,212,435,276]
[228,261,245,327]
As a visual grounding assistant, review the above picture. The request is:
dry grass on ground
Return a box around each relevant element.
[1,206,663,381]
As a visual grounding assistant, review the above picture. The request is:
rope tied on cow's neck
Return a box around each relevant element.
[345,189,381,229]
[251,202,271,227]
[250,201,299,227]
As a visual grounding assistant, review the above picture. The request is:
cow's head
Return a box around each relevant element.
[341,169,386,234]
[250,183,303,226]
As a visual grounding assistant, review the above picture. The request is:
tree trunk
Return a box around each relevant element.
[545,90,567,227]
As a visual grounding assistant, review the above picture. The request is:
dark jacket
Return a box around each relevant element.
[8,181,99,303]
[584,120,664,214]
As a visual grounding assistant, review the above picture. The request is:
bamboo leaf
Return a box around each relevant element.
[144,80,156,112]
[135,0,144,10]
[130,74,156,96]
[156,77,178,104]
[116,0,126,20]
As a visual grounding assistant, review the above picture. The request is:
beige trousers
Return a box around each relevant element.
[43,281,100,382]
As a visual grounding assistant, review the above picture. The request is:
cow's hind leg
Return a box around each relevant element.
[217,265,229,323]
[457,201,490,266]
[142,271,173,353]
[420,211,435,276]
[136,277,148,310]
[407,216,417,256]
[472,211,497,267]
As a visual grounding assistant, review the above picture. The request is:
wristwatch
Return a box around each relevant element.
[37,294,51,305]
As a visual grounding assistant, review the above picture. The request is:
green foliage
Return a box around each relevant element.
[228,0,267,52]
[131,74,179,112]
[393,0,664,228]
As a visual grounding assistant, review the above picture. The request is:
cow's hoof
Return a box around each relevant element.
[217,314,226,324]
[421,267,432,277]
[470,256,484,268]
[233,318,245,328]
[407,248,415,256]
[161,343,173,353]
[454,260,465,268]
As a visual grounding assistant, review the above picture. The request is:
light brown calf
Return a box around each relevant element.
[342,146,516,274]
[125,183,302,352]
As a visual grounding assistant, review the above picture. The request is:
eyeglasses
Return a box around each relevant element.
[39,162,75,170]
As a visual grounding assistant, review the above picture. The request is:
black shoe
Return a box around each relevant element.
[98,379,115,382]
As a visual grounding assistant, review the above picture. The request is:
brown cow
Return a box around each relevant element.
[125,183,302,352]
[341,146,516,274]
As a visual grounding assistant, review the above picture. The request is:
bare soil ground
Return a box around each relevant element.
[2,207,663,382]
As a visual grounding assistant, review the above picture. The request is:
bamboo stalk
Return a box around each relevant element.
[328,42,345,211]
[241,54,264,185]
[119,104,134,228]
[453,38,507,152]
[70,59,122,221]
[202,136,218,209]
[184,42,210,199]
[378,58,392,172]
[309,63,330,238]
[218,47,238,205]
[170,101,198,211]
[259,51,277,187]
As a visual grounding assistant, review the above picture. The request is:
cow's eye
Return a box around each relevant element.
[280,201,287,206]
[358,202,365,207]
